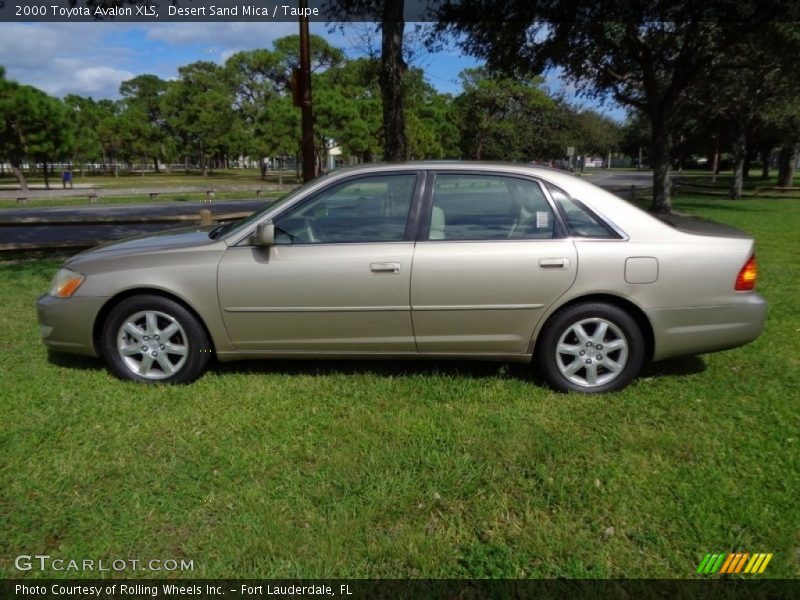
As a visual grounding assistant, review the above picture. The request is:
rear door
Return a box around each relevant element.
[410,171,578,354]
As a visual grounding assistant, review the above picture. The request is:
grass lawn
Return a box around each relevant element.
[0,168,302,189]
[1,194,798,579]
[0,191,286,211]
[0,169,296,210]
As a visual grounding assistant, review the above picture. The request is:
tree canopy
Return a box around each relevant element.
[435,1,800,210]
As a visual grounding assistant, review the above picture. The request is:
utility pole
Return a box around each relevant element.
[296,0,315,182]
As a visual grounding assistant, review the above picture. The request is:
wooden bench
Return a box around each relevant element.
[16,197,28,206]
[203,189,215,203]
[149,192,159,201]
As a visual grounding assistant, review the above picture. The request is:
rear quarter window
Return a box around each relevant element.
[546,183,621,239]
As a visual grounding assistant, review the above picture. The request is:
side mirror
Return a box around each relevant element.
[254,222,275,247]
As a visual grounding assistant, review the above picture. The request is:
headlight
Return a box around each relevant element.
[49,268,85,298]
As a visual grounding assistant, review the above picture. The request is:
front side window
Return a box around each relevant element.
[274,174,416,244]
[427,174,557,241]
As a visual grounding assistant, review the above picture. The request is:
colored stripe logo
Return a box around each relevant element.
[696,552,773,574]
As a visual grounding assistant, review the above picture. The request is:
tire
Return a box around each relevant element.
[535,302,645,393]
[101,295,212,384]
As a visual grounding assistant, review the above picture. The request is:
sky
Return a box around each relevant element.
[0,21,624,119]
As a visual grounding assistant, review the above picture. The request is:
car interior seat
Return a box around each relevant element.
[429,205,446,239]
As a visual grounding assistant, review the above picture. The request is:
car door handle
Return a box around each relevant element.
[370,262,401,274]
[539,258,570,269]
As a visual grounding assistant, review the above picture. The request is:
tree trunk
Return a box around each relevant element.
[11,163,28,191]
[43,162,50,189]
[379,6,407,161]
[777,145,797,187]
[474,136,484,161]
[649,120,672,213]
[730,129,746,199]
[760,144,771,180]
[712,136,720,183]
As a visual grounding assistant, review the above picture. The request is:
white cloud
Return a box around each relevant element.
[71,66,136,96]
[0,22,305,99]
[145,22,296,48]
[0,23,141,98]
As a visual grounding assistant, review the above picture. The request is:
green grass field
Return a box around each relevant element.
[1,194,798,579]
[0,168,301,189]
[0,191,285,211]
[0,169,297,210]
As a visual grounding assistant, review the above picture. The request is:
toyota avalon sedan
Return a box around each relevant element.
[36,162,766,392]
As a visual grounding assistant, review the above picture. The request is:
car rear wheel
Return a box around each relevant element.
[536,302,644,393]
[101,295,212,384]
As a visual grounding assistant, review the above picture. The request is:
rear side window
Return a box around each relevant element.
[546,183,621,239]
[427,174,557,241]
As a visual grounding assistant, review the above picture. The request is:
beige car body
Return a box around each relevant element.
[37,162,766,389]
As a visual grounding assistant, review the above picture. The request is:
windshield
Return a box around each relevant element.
[208,173,337,240]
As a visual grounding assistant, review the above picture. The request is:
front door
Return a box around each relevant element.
[218,173,419,352]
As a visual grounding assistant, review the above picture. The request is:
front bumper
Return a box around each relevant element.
[36,294,108,356]
[647,293,767,361]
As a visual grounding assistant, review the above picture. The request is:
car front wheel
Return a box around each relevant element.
[101,295,212,384]
[535,302,645,393]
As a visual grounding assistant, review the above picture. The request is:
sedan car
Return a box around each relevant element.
[37,162,766,392]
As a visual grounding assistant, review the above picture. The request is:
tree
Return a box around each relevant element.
[571,110,622,165]
[164,62,237,176]
[326,1,411,160]
[224,36,344,176]
[0,78,73,189]
[119,74,170,172]
[257,95,301,181]
[454,67,558,161]
[405,69,460,159]
[96,100,130,177]
[675,22,800,195]
[435,2,790,212]
[63,95,104,174]
[314,57,382,164]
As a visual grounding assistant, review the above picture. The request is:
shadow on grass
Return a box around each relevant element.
[673,200,771,213]
[214,357,537,383]
[45,350,707,387]
[640,355,706,378]
[214,354,708,386]
[47,351,105,372]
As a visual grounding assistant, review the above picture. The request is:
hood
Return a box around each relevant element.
[67,225,222,264]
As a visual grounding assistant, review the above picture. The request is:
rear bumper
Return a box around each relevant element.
[647,294,767,361]
[36,294,107,357]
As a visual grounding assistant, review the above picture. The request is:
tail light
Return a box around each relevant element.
[735,255,757,291]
